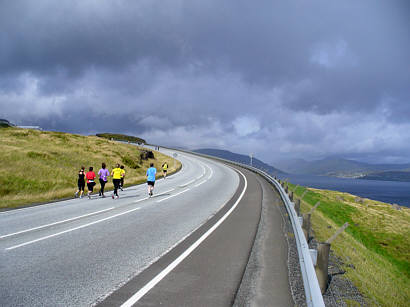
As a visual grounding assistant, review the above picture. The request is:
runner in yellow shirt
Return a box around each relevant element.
[162,162,168,179]
[120,165,125,191]
[111,163,122,199]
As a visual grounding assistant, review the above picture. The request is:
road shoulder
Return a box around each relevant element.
[233,174,294,306]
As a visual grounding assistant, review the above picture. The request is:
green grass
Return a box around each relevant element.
[96,133,146,144]
[288,182,410,306]
[0,128,180,209]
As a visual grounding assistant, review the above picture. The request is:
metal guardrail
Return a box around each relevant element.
[176,150,325,307]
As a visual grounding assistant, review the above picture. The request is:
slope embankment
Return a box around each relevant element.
[287,182,409,306]
[0,128,181,209]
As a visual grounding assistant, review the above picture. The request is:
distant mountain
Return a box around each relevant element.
[193,148,286,175]
[276,157,410,179]
[359,171,410,182]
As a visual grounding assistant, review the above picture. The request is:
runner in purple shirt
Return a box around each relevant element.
[98,162,110,198]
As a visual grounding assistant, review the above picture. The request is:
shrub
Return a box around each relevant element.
[121,155,140,169]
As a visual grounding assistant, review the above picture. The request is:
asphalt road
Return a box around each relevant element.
[0,148,292,306]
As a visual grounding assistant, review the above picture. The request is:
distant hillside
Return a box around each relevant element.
[277,157,410,178]
[359,171,410,182]
[0,118,14,128]
[96,133,146,144]
[194,148,286,175]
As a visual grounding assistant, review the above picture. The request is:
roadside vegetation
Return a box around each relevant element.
[0,128,181,209]
[96,133,146,144]
[287,182,409,306]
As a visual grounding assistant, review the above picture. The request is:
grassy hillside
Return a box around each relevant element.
[96,133,146,144]
[0,128,181,209]
[287,182,409,306]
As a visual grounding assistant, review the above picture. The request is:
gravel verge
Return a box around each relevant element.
[234,181,369,307]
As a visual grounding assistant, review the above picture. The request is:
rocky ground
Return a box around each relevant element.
[278,197,368,307]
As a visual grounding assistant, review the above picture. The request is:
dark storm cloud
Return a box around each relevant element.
[0,0,409,163]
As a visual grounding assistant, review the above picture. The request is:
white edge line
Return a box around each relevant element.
[157,189,190,203]
[6,207,141,250]
[0,207,115,239]
[120,169,247,307]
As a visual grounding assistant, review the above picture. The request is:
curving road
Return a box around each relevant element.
[0,148,292,306]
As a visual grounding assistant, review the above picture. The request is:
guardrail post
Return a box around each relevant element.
[315,222,349,294]
[302,213,311,241]
[315,242,330,294]
[295,199,301,216]
[285,185,288,193]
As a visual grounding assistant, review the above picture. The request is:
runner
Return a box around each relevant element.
[146,163,157,197]
[111,163,122,199]
[120,165,125,191]
[75,166,86,198]
[162,162,168,179]
[86,166,96,199]
[98,162,109,198]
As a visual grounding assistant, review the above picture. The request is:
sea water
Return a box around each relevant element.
[277,174,410,208]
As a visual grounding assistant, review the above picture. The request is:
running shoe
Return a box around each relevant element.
[75,192,78,198]
[111,194,114,199]
[88,195,91,199]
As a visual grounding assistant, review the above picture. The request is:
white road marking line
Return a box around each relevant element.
[133,189,174,203]
[6,207,141,251]
[208,167,214,180]
[179,179,195,187]
[120,169,247,307]
[194,181,207,188]
[156,189,190,203]
[157,188,175,196]
[0,207,114,239]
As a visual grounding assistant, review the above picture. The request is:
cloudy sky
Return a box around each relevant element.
[1,0,409,164]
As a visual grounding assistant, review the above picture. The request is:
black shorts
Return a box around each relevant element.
[147,181,155,186]
[87,181,96,191]
[163,170,167,173]
[78,181,85,191]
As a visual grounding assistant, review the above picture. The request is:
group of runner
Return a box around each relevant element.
[75,162,169,199]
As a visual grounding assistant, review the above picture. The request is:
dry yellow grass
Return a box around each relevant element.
[0,128,181,209]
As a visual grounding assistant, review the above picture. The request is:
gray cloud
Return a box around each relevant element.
[0,0,409,163]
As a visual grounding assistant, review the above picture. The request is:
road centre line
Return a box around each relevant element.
[179,179,196,187]
[133,197,149,203]
[120,169,247,307]
[0,207,114,239]
[156,189,190,203]
[6,207,141,251]
[208,167,214,180]
[194,181,207,188]
[157,188,175,196]
[133,188,175,204]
